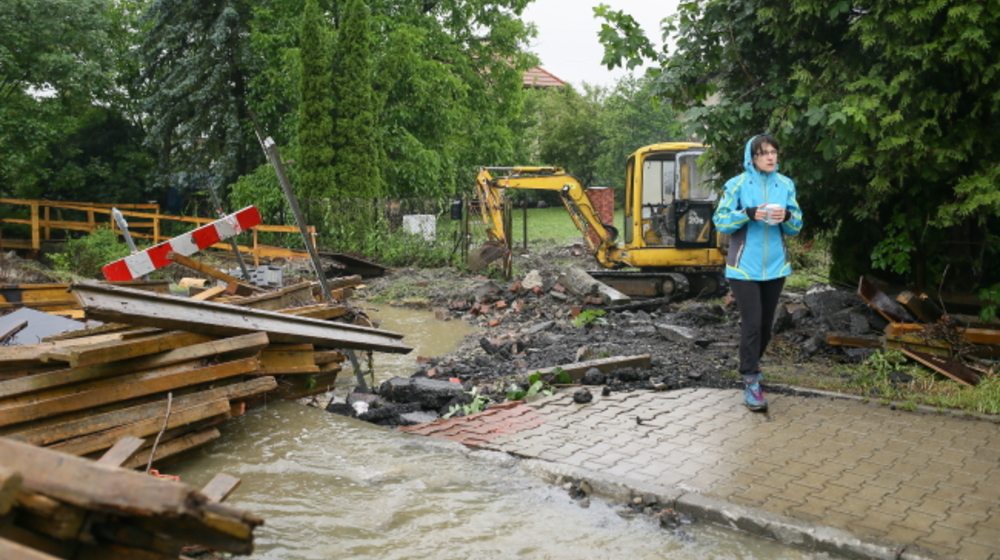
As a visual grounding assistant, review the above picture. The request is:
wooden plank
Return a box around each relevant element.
[885,340,951,358]
[9,377,277,446]
[313,350,345,365]
[0,321,28,343]
[14,490,88,540]
[281,304,350,320]
[0,464,23,515]
[0,333,130,369]
[896,291,943,324]
[270,371,341,400]
[901,348,980,387]
[121,428,221,470]
[885,322,1000,347]
[0,524,76,559]
[0,536,64,560]
[227,282,316,311]
[190,284,227,301]
[0,357,259,428]
[42,323,148,342]
[51,399,231,456]
[0,437,233,526]
[71,281,412,353]
[858,276,914,324]
[529,354,652,382]
[200,474,241,503]
[826,332,882,348]
[131,498,260,555]
[40,331,213,368]
[259,344,318,375]
[166,252,261,293]
[0,332,269,400]
[96,436,146,467]
[1,360,203,408]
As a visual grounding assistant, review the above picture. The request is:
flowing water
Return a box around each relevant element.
[168,306,831,559]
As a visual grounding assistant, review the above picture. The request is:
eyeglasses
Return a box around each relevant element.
[757,150,778,157]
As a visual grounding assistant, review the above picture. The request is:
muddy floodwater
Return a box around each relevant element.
[168,307,833,559]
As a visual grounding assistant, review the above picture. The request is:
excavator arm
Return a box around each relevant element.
[474,167,620,267]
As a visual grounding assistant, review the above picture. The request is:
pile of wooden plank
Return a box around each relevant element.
[831,277,999,386]
[0,277,411,468]
[0,436,262,559]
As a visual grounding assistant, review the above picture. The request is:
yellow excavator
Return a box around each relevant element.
[471,142,727,298]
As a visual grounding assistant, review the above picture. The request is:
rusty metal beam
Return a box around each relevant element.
[70,282,412,354]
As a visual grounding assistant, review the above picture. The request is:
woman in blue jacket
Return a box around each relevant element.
[713,134,803,411]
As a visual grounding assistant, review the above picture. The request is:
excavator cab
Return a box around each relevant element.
[626,145,718,251]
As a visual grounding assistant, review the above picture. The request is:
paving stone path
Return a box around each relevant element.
[401,388,1000,560]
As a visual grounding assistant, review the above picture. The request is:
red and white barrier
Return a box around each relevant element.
[102,206,262,282]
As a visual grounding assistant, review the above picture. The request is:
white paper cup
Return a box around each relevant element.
[764,204,782,225]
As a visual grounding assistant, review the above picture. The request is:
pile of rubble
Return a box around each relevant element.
[343,264,999,427]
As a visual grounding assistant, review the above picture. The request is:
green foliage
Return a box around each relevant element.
[442,387,490,419]
[864,350,906,378]
[296,0,336,200]
[980,283,1000,323]
[229,163,291,236]
[330,0,384,198]
[597,0,1000,293]
[48,227,132,280]
[529,368,571,386]
[138,0,261,194]
[572,309,607,328]
[526,85,606,188]
[505,379,553,401]
[0,0,119,198]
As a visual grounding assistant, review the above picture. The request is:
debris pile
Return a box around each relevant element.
[0,435,262,558]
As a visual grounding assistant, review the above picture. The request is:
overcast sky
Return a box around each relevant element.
[520,0,681,89]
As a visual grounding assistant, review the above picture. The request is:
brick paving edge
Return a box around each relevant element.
[516,458,955,560]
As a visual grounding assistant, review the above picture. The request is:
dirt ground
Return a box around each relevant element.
[355,241,862,417]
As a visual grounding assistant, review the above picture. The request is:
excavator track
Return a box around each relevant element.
[587,270,727,300]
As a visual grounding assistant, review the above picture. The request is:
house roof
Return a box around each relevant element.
[523,66,565,88]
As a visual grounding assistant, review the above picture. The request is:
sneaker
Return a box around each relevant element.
[744,380,767,412]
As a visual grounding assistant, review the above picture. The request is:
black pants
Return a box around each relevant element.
[729,277,785,377]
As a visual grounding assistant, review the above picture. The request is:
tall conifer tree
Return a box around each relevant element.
[296,0,335,199]
[330,0,384,198]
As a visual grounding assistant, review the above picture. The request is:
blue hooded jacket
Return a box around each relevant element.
[712,136,803,281]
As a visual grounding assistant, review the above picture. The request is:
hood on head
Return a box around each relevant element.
[743,134,779,174]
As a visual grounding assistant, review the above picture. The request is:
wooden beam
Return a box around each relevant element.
[0,333,130,369]
[190,284,227,301]
[0,464,23,515]
[0,536,64,560]
[200,474,241,503]
[895,291,943,324]
[530,354,652,382]
[901,348,980,387]
[39,331,213,368]
[1,436,260,553]
[9,377,276,446]
[166,252,261,293]
[858,276,914,323]
[14,490,88,540]
[281,304,350,320]
[0,332,269,400]
[96,437,146,467]
[121,428,221,470]
[826,333,882,348]
[0,357,259,428]
[226,282,316,311]
[71,281,412,353]
[50,399,231,456]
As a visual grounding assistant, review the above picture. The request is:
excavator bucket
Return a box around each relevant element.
[467,241,508,271]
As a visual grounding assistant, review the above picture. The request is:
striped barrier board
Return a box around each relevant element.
[102,206,262,282]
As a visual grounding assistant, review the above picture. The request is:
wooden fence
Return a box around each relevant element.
[0,198,314,265]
